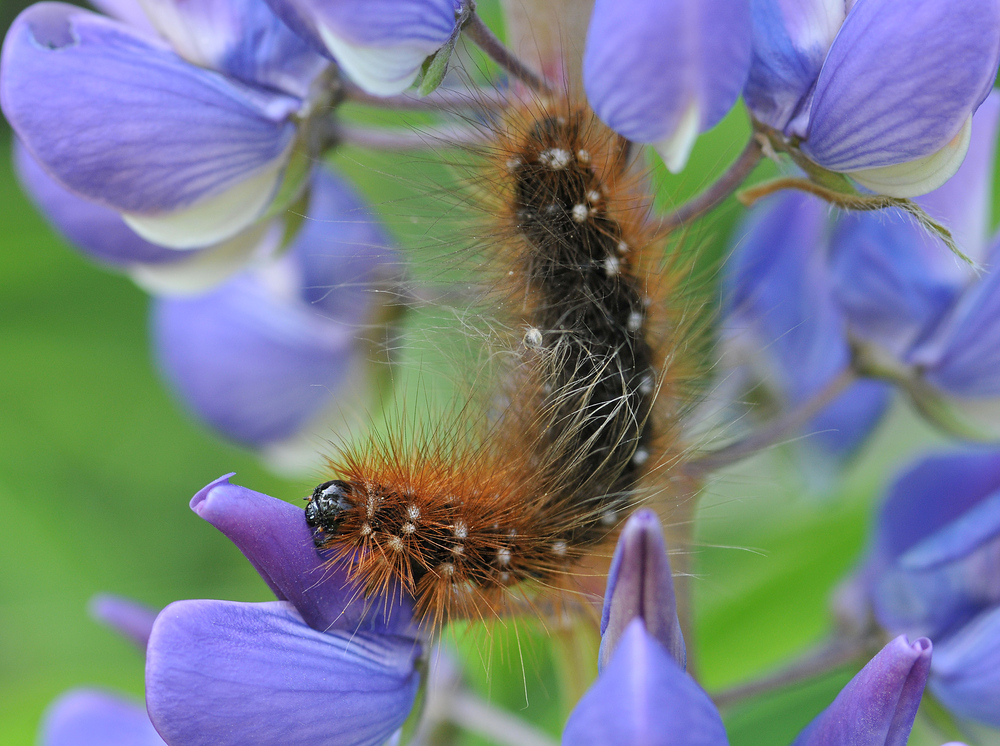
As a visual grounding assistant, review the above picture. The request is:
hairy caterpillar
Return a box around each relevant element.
[305,95,702,629]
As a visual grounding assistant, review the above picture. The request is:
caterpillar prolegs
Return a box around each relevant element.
[305,98,699,627]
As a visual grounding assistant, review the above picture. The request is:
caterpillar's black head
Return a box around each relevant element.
[305,480,353,546]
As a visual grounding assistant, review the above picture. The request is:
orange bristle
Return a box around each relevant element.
[305,93,707,633]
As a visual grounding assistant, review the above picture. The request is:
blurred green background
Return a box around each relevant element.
[0,3,983,744]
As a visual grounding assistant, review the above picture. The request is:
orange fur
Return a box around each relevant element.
[307,95,707,633]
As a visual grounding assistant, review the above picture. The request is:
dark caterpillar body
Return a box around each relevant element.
[306,102,681,624]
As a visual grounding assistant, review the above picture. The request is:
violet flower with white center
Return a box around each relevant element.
[13,138,284,295]
[582,0,751,173]
[0,0,329,250]
[721,190,892,467]
[746,0,1000,197]
[264,0,459,96]
[152,166,399,474]
[144,474,421,746]
[848,448,1000,726]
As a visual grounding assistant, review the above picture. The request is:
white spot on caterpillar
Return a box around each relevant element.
[451,544,465,556]
[576,149,591,164]
[386,535,404,552]
[627,311,643,333]
[552,540,568,557]
[360,522,373,536]
[639,372,655,396]
[524,327,543,348]
[545,203,559,215]
[407,504,420,521]
[633,447,650,466]
[506,157,522,172]
[604,256,621,276]
[453,521,469,539]
[497,547,512,566]
[402,522,416,535]
[601,510,617,526]
[572,204,589,223]
[439,562,455,577]
[539,148,572,169]
[499,571,511,583]
[587,190,601,204]
[617,241,629,255]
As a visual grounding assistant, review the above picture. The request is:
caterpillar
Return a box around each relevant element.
[305,95,701,630]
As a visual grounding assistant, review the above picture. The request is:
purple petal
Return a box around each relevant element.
[89,594,159,649]
[899,489,1000,572]
[290,167,398,323]
[40,689,165,746]
[190,474,414,635]
[802,379,892,462]
[829,210,963,360]
[151,256,356,447]
[88,0,158,34]
[563,620,727,746]
[876,450,1000,562]
[802,0,1000,171]
[724,191,848,405]
[264,0,457,95]
[599,509,685,671]
[137,0,328,98]
[793,636,931,746]
[916,91,1000,261]
[145,599,421,746]
[744,0,845,130]
[13,139,187,267]
[871,449,1000,637]
[1,4,298,216]
[915,252,1000,397]
[151,167,394,445]
[930,605,1000,727]
[723,192,894,459]
[584,0,751,164]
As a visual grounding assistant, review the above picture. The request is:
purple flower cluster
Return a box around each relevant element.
[844,448,1000,728]
[584,0,1000,194]
[40,498,954,746]
[564,511,937,746]
[721,92,1000,465]
[8,0,1000,744]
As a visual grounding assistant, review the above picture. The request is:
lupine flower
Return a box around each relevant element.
[746,0,1000,197]
[1,0,328,250]
[599,509,685,670]
[721,92,1000,459]
[720,189,892,468]
[583,0,752,172]
[144,474,421,746]
[567,510,935,746]
[263,0,460,96]
[152,166,399,474]
[13,138,284,295]
[850,448,1000,727]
